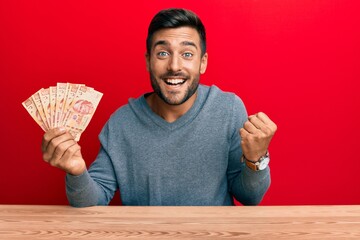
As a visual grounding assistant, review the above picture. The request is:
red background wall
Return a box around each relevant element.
[1,0,359,205]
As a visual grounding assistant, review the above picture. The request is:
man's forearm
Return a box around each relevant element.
[232,166,271,205]
[65,170,101,207]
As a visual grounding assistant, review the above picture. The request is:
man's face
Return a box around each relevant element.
[146,27,208,105]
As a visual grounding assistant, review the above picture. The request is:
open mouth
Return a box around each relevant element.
[164,78,186,86]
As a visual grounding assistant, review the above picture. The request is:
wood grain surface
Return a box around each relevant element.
[0,205,359,239]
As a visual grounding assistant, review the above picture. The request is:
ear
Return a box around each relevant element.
[200,53,208,74]
[145,53,150,72]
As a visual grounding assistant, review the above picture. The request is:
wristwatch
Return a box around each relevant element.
[242,152,270,171]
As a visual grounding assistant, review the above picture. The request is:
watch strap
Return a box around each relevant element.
[242,152,269,171]
[245,159,259,171]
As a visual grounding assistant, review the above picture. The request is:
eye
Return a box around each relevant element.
[157,51,169,58]
[183,52,193,58]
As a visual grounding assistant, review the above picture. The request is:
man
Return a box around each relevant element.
[42,8,277,207]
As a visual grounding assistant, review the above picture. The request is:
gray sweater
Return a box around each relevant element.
[66,84,270,207]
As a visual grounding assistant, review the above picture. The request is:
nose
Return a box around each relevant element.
[167,54,182,72]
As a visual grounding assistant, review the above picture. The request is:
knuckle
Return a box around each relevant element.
[247,135,254,141]
[43,129,58,142]
[253,133,264,141]
[266,125,277,136]
[68,145,77,155]
[48,138,58,149]
[262,126,272,136]
[42,153,50,162]
[258,112,267,118]
[53,146,64,158]
[253,135,261,141]
[43,134,51,143]
[49,160,57,167]
[249,115,256,121]
[242,133,249,139]
[244,121,252,127]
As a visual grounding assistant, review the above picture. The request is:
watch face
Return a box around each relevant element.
[259,157,270,170]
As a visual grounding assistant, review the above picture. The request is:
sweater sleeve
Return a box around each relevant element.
[66,170,100,207]
[65,122,118,207]
[226,95,271,205]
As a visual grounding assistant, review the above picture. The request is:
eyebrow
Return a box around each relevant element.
[153,40,198,49]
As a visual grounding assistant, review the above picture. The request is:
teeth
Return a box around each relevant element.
[165,79,185,85]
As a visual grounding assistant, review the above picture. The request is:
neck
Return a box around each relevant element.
[146,92,198,123]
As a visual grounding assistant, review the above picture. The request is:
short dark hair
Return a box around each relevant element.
[146,8,206,56]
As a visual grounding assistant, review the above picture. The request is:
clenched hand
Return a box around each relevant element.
[240,112,277,161]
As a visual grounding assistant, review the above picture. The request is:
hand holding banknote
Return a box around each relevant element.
[42,128,86,176]
[22,83,103,175]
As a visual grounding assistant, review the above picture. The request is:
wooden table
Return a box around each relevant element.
[0,205,359,239]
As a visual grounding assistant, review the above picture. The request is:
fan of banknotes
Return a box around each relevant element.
[22,83,103,141]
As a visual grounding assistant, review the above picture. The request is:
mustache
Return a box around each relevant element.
[160,71,189,79]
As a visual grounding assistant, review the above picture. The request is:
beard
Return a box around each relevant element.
[149,70,200,105]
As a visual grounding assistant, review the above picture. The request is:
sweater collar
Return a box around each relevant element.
[139,84,208,131]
